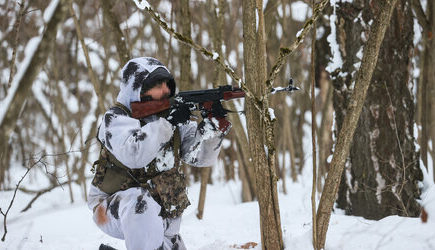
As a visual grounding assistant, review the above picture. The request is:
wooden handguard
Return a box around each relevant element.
[223,90,245,100]
[131,99,171,119]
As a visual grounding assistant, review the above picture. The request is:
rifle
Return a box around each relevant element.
[130,81,299,119]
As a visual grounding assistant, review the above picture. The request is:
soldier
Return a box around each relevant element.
[88,57,230,250]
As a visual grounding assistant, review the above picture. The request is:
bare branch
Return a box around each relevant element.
[19,177,92,212]
[68,0,106,113]
[133,2,261,103]
[265,0,329,96]
[1,164,32,241]
[0,144,93,241]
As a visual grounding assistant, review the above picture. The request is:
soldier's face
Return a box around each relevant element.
[144,82,170,100]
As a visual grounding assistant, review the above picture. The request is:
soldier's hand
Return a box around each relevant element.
[167,103,193,126]
[198,117,232,136]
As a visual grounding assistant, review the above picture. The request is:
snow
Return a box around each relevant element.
[2,157,434,250]
[325,0,343,73]
[228,50,237,68]
[255,8,259,32]
[43,0,60,23]
[296,28,303,38]
[202,31,210,47]
[291,1,311,22]
[120,11,143,29]
[268,108,275,121]
[276,22,283,39]
[132,0,150,10]
[212,52,219,60]
[1,1,434,249]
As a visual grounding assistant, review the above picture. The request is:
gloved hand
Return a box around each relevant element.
[200,101,228,119]
[167,103,193,126]
[198,117,232,137]
[199,101,231,135]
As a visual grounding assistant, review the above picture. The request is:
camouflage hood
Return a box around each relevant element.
[116,57,176,111]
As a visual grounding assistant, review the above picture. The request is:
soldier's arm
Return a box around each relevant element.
[179,120,223,167]
[98,112,174,169]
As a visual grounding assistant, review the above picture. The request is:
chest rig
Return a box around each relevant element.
[91,102,190,218]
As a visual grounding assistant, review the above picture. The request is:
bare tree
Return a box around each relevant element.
[0,0,68,184]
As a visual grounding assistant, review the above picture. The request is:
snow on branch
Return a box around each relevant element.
[265,0,329,96]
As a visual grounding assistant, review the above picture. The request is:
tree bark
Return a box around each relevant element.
[196,167,211,219]
[334,0,423,220]
[101,0,131,66]
[242,0,283,249]
[316,0,399,248]
[178,0,192,91]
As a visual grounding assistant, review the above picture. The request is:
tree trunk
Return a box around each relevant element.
[196,167,211,219]
[101,0,131,66]
[334,0,423,220]
[427,0,435,181]
[316,0,399,248]
[242,0,283,249]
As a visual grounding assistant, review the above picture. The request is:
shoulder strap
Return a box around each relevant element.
[113,102,132,117]
[101,147,130,171]
[173,127,181,168]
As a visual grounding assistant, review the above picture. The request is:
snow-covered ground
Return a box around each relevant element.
[1,163,434,250]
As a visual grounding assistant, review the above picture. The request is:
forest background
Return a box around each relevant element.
[1,0,435,249]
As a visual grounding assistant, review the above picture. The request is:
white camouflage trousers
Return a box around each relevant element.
[92,187,186,250]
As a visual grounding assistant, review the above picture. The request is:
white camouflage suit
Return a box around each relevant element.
[87,57,225,250]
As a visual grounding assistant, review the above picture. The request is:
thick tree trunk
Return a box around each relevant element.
[316,1,399,248]
[334,0,423,220]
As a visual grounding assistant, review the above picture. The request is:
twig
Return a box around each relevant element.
[383,81,408,215]
[264,0,329,100]
[1,165,32,241]
[20,177,92,212]
[0,146,90,241]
